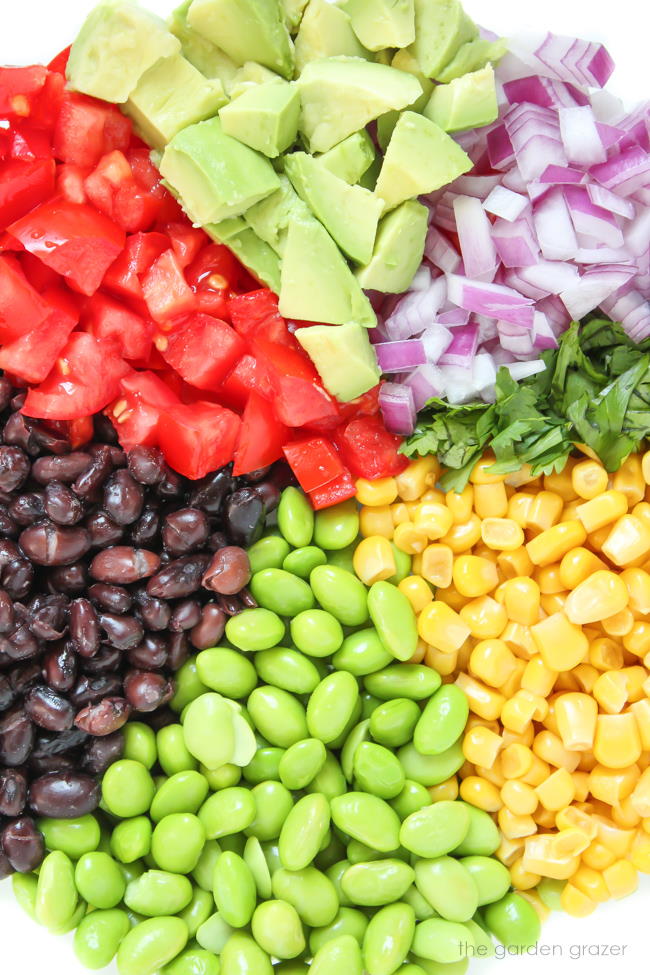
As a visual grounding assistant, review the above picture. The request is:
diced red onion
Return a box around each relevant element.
[586,184,636,219]
[560,265,638,319]
[532,189,578,260]
[437,308,471,327]
[519,260,581,293]
[507,359,548,380]
[404,364,443,411]
[492,218,540,267]
[503,76,588,109]
[538,165,587,184]
[424,227,461,273]
[454,195,499,283]
[447,275,535,327]
[558,105,607,167]
[439,323,480,367]
[564,185,624,247]
[375,340,427,373]
[591,147,650,196]
[487,124,515,170]
[379,383,416,436]
[483,185,529,221]
[421,325,453,363]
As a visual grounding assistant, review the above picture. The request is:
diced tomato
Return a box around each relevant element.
[66,414,94,448]
[112,182,161,233]
[56,163,89,204]
[309,469,357,510]
[84,150,133,216]
[335,415,408,479]
[219,354,264,411]
[83,293,154,361]
[283,437,346,493]
[18,252,60,291]
[48,46,71,76]
[253,338,340,428]
[141,249,196,322]
[7,125,52,161]
[158,401,241,480]
[102,231,168,300]
[0,286,78,383]
[9,200,125,297]
[53,92,130,168]
[337,385,381,420]
[22,333,129,420]
[110,369,181,450]
[186,243,248,296]
[0,66,48,118]
[166,223,206,268]
[161,313,246,390]
[0,253,51,341]
[127,148,166,197]
[233,391,289,477]
[228,289,296,348]
[0,158,55,226]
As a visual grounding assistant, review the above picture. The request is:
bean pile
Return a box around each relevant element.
[0,375,284,879]
[11,488,539,975]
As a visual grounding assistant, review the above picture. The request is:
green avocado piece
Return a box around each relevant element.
[125,55,226,149]
[282,0,310,32]
[376,61,433,151]
[160,117,280,224]
[206,216,248,240]
[355,198,428,293]
[435,37,507,83]
[316,131,376,184]
[296,322,380,401]
[359,154,382,191]
[220,81,300,157]
[346,0,415,52]
[187,0,295,79]
[246,175,312,256]
[406,0,477,78]
[169,0,239,86]
[294,0,369,73]
[424,65,499,133]
[228,62,283,98]
[298,56,422,153]
[207,223,282,292]
[285,152,383,264]
[280,217,376,327]
[374,110,471,212]
[67,1,181,103]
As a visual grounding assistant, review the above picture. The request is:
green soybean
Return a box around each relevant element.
[291,609,344,657]
[255,647,321,694]
[116,916,189,975]
[213,852,257,928]
[367,581,418,662]
[251,567,316,615]
[329,696,363,750]
[331,793,401,852]
[333,628,393,676]
[192,841,221,892]
[244,836,273,899]
[201,763,241,790]
[196,647,258,699]
[111,817,152,863]
[361,692,382,719]
[313,501,359,550]
[391,780,433,820]
[411,918,474,964]
[125,870,193,916]
[157,725,199,776]
[309,906,368,955]
[461,856,511,906]
[353,741,405,799]
[325,859,353,907]
[226,607,285,652]
[248,685,309,747]
[414,857,479,922]
[278,487,315,548]
[102,760,156,818]
[363,902,415,975]
[12,873,37,919]
[196,912,233,954]
[280,738,327,790]
[35,850,78,930]
[414,685,469,756]
[388,544,412,584]
[49,898,87,935]
[369,698,421,748]
[465,918,495,957]
[170,658,209,713]
[283,545,327,578]
[252,899,306,959]
[150,770,210,823]
[341,860,414,906]
[310,565,369,626]
[246,780,294,841]
[307,751,347,800]
[279,793,330,871]
[248,535,291,573]
[74,909,131,970]
[123,722,158,769]
[397,741,465,786]
[183,693,236,769]
[403,883,438,920]
[341,719,371,782]
[310,934,363,975]
[75,852,126,909]
[199,787,256,839]
[272,866,339,927]
[483,892,541,949]
[346,840,387,864]
[537,877,566,910]
[178,887,214,938]
[307,671,359,743]
[221,932,273,975]
[365,665,441,701]
[400,802,470,859]
[242,745,285,784]
[164,946,221,975]
[452,803,500,856]
[316,835,347,872]
[151,814,206,873]
[38,814,100,859]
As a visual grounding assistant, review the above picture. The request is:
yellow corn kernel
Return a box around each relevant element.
[560,500,582,523]
[572,865,609,903]
[535,767,576,811]
[630,768,650,817]
[576,489,628,533]
[521,656,557,697]
[590,764,640,806]
[582,840,616,870]
[572,663,599,694]
[629,830,650,872]
[470,453,505,485]
[469,639,517,688]
[533,730,581,772]
[531,612,588,671]
[526,491,564,534]
[392,522,428,555]
[563,571,628,628]
[602,514,650,566]
[413,502,454,541]
[526,520,587,567]
[440,515,482,554]
[419,543,453,589]
[601,607,634,637]
[559,547,607,590]
[421,489,446,505]
[624,621,650,657]
[499,659,526,700]
[587,524,611,553]
[572,771,591,802]
[631,699,650,750]
[603,859,638,899]
[554,693,598,751]
[428,776,459,803]
[496,836,525,867]
[633,501,650,531]
[540,592,569,615]
[500,690,542,735]
[572,460,609,500]
[551,827,591,858]
[577,751,599,773]
[454,673,506,722]
[418,601,470,654]
[356,477,398,507]
[395,457,439,501]
[352,536,396,586]
[522,834,579,879]
[501,744,534,779]
[498,806,537,840]
[474,482,508,519]
[510,857,541,890]
[589,637,624,672]
[612,795,642,830]
[543,698,561,737]
[475,761,505,789]
[552,671,581,695]
[613,454,645,505]
[445,485,474,524]
[621,567,650,614]
[535,563,565,594]
[408,638,427,666]
[501,779,538,816]
[521,754,551,787]
[424,644,458,677]
[508,493,535,528]
[398,575,433,614]
[360,505,394,539]
[497,547,534,580]
[592,671,629,715]
[452,555,499,598]
[593,816,635,856]
[560,883,596,917]
[500,622,538,660]
[517,889,551,923]
[480,517,524,553]
[459,775,502,812]
[501,576,541,625]
[594,714,642,769]
[474,543,502,563]
[460,596,508,640]
[463,726,503,767]
[391,502,412,527]
[556,807,597,843]
[544,464,578,501]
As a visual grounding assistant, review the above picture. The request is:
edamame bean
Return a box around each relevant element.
[363,902,415,975]
[201,763,241,790]
[400,802,470,859]
[157,725,199,776]
[35,850,78,930]
[242,746,285,784]
[331,793,401,852]
[411,918,474,964]
[307,751,347,800]
[183,693,236,770]
[196,912,233,953]
[125,870,193,916]
[278,487,314,548]
[150,770,210,823]
[248,535,291,573]
[353,742,405,799]
[283,545,327,578]
[391,780,432,822]
[325,859,353,907]
[388,544,412,584]
[325,545,356,574]
[170,658,209,713]
[465,919,495,957]
[310,565,369,627]
[341,860,414,906]
[192,841,221,892]
[310,934,362,975]
[151,815,206,874]
[272,866,339,927]
[50,898,87,935]
[213,852,257,928]
[460,856,511,906]
[452,803,500,856]
[178,887,214,938]
[164,947,221,975]
[12,873,37,919]
[414,857,479,922]
[365,665,441,701]
[309,907,368,956]
[251,568,316,616]
[119,860,145,886]
[196,647,258,699]
[221,932,273,975]
[361,692,382,719]
[347,840,388,865]
[403,884,438,920]
[279,793,330,871]
[244,836,273,899]
[397,741,465,786]
[251,899,306,959]
[248,686,308,747]
[74,909,131,970]
[226,608,285,652]
[255,647,321,695]
[116,916,189,975]
[313,501,359,550]
[280,738,327,790]
[329,696,363,750]
[111,817,152,864]
[341,719,371,782]
[75,852,126,909]
[198,787,256,840]
[246,780,294,841]
[367,582,418,662]
[414,685,469,756]
[537,877,566,910]
[307,671,359,743]
[102,760,156,818]
[123,722,158,769]
[333,628,393,676]
[316,835,347,872]
[291,609,344,657]
[483,892,541,949]
[38,814,100,859]
[370,700,421,750]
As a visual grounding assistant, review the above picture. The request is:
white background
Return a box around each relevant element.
[1,1,649,973]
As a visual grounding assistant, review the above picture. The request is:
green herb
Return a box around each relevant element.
[402,319,650,492]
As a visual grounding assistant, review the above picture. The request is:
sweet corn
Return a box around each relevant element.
[456,673,506,721]
[391,502,412,527]
[540,591,569,615]
[551,827,591,858]
[601,606,635,637]
[440,515,482,553]
[593,714,642,769]
[499,659,526,699]
[629,769,650,816]
[592,671,628,714]
[631,699,650,750]
[590,764,640,805]
[508,493,535,528]
[612,795,642,830]
[353,536,396,586]
[395,457,439,501]
[398,575,433,614]
[498,807,537,840]
[527,520,587,567]
[500,622,538,660]
[602,859,638,899]
[533,730,580,771]
[621,567,650,614]
[474,482,508,519]
[559,547,607,590]
[573,663,599,693]
[446,485,474,524]
[419,544,453,588]
[576,490,628,533]
[459,776,502,812]
[526,491,564,534]
[555,693,598,751]
[501,779,538,816]
[355,477,398,507]
[414,502,454,540]
[452,554,499,598]
[470,453,505,485]
[602,514,650,566]
[572,866,609,903]
[517,889,551,923]
[535,562,565,594]
[469,639,517,688]
[480,516,524,553]
[460,596,508,640]
[572,460,609,500]
[544,464,578,501]
[510,857,541,890]
[428,777,459,803]
[531,612,588,670]
[560,884,596,917]
[418,601,470,654]
[521,656,557,697]
[463,726,503,766]
[633,501,650,530]
[520,754,551,787]
[582,841,617,871]
[496,837,525,867]
[564,570,629,625]
[360,505,394,539]
[393,521,428,554]
[589,637,624,672]
[424,644,458,677]
[572,771,591,802]
[624,621,650,657]
[497,547,534,579]
[501,743,534,779]
[555,806,597,840]
[613,454,645,505]
[501,576,540,625]
[535,767,576,811]
[522,835,579,879]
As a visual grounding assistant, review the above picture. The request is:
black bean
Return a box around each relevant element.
[29,772,99,818]
[253,480,281,512]
[189,604,226,650]
[19,521,91,566]
[69,598,100,658]
[223,488,266,547]
[99,613,143,650]
[130,509,160,547]
[167,632,189,671]
[2,816,44,872]
[24,686,75,732]
[243,466,272,483]
[156,469,185,499]
[207,531,228,553]
[0,675,15,712]
[9,492,46,526]
[147,555,210,599]
[188,468,233,513]
[2,413,40,455]
[9,662,41,696]
[2,557,34,600]
[75,697,131,736]
[88,583,132,614]
[103,470,144,525]
[81,647,121,675]
[72,445,114,499]
[27,594,68,641]
[143,706,176,732]
[0,376,12,411]
[81,730,124,775]
[71,675,123,708]
[85,510,124,548]
[0,505,18,538]
[90,546,160,585]
[0,539,20,569]
[93,413,119,445]
[127,446,167,485]
[134,592,170,632]
[88,444,125,468]
[0,590,15,634]
[169,599,202,632]
[29,754,78,776]
[162,508,210,556]
[0,708,34,766]
[0,768,27,817]
[31,453,92,485]
[123,671,173,712]
[217,594,243,616]
[240,588,258,609]
[41,644,77,693]
[4,624,39,662]
[31,728,88,759]
[128,634,168,670]
[48,562,88,595]
[0,848,13,880]
[44,482,84,525]
[202,546,251,595]
[0,446,30,493]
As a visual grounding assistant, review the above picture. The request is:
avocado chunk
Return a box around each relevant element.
[355,198,427,293]
[296,322,380,401]
[374,110,471,212]
[284,151,382,265]
[280,218,376,327]
[187,0,295,79]
[160,117,280,225]
[282,0,310,32]
[316,131,375,184]
[406,0,477,79]
[207,223,282,292]
[246,175,312,256]
[125,55,226,149]
[67,1,181,103]
[294,0,368,73]
[205,216,248,240]
[424,65,499,133]
[228,62,283,98]
[220,81,300,157]
[435,36,507,83]
[359,154,382,191]
[346,0,415,52]
[169,0,240,86]
[298,56,422,153]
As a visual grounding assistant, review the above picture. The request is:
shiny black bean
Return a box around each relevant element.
[243,466,272,484]
[134,592,170,632]
[2,558,34,600]
[0,769,27,816]
[9,492,46,526]
[103,470,144,526]
[0,539,20,569]
[9,662,41,695]
[29,421,70,455]
[0,849,13,880]
[71,675,123,708]
[189,604,226,651]
[31,728,88,759]
[0,376,12,411]
[0,708,34,766]
[24,686,75,732]
[93,413,119,445]
[162,508,210,556]
[75,697,131,736]
[81,730,124,775]
[202,546,251,595]
[253,481,281,512]
[88,583,132,614]
[207,531,228,553]
[143,707,176,732]
[29,754,77,776]
[85,510,124,548]
[130,508,160,547]
[188,468,233,514]
[81,647,121,675]
[44,482,84,525]
[90,546,160,585]
[29,772,100,818]
[156,469,185,499]
[240,587,258,609]
[28,594,68,641]
[88,444,125,468]
[0,590,14,634]
[2,816,44,872]
[123,671,173,712]
[72,445,114,499]
[2,413,41,456]
[31,453,92,485]
[19,521,91,566]
[169,599,202,632]
[223,488,266,547]
[0,446,30,493]
[4,624,40,662]
[146,555,210,600]
[167,632,189,671]
[0,675,15,712]
[70,598,100,658]
[99,613,143,650]
[48,562,88,595]
[127,446,167,485]
[41,644,77,693]
[0,505,18,538]
[128,635,168,670]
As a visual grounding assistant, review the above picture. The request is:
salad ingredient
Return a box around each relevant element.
[219,80,300,158]
[294,0,368,72]
[424,64,498,133]
[295,323,381,405]
[186,0,295,79]
[355,199,429,294]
